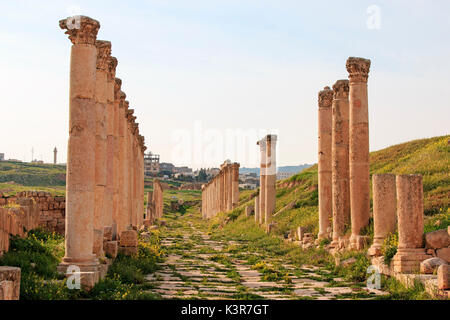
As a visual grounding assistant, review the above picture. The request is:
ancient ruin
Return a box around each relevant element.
[201,160,240,219]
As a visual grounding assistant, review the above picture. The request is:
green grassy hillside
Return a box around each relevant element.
[0,161,66,187]
[236,135,450,238]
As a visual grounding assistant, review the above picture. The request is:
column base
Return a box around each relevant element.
[368,239,384,257]
[57,257,101,291]
[317,232,330,241]
[393,248,431,273]
[349,234,370,250]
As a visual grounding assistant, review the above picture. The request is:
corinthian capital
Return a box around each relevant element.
[318,86,333,108]
[114,78,122,98]
[108,56,118,81]
[59,16,100,45]
[332,80,349,99]
[346,57,371,83]
[95,40,111,70]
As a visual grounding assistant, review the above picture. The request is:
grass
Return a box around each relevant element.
[0,161,66,187]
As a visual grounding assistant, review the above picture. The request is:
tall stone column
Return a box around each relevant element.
[257,139,266,224]
[346,57,371,248]
[265,134,277,226]
[393,174,430,273]
[318,86,333,240]
[104,56,117,233]
[112,78,122,239]
[226,164,233,211]
[92,40,110,257]
[219,170,224,212]
[231,162,240,208]
[368,174,397,256]
[331,80,350,246]
[125,108,134,228]
[116,90,126,236]
[201,185,206,219]
[58,16,100,275]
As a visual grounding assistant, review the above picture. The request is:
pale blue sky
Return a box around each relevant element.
[1,0,449,168]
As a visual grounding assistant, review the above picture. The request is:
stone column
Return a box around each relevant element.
[346,57,371,248]
[116,89,128,237]
[331,80,350,247]
[257,139,266,224]
[58,16,100,276]
[393,174,430,273]
[112,78,122,239]
[104,56,117,233]
[318,86,333,240]
[254,195,260,223]
[125,108,134,228]
[368,174,397,256]
[219,169,224,212]
[92,40,110,257]
[231,162,240,208]
[265,135,277,226]
[226,164,233,211]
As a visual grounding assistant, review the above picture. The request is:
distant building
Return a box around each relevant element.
[276,171,296,180]
[144,152,160,176]
[174,166,192,174]
[239,183,257,190]
[160,162,175,173]
[0,153,4,161]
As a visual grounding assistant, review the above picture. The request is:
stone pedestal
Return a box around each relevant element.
[58,16,100,277]
[346,57,371,249]
[368,174,397,256]
[331,80,350,247]
[393,174,430,273]
[318,86,333,240]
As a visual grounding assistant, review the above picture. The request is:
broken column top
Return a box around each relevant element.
[257,134,277,146]
[332,80,349,98]
[318,86,333,108]
[95,40,111,70]
[346,57,371,83]
[59,16,100,45]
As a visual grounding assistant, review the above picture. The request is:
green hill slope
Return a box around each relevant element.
[0,161,66,187]
[237,134,450,237]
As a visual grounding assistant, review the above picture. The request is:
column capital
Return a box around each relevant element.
[265,134,277,143]
[59,16,100,45]
[332,79,349,99]
[318,86,333,108]
[114,78,122,98]
[346,57,371,83]
[107,56,118,81]
[95,40,111,70]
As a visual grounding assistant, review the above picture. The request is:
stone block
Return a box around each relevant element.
[0,266,21,300]
[119,230,138,247]
[103,226,113,241]
[93,229,104,256]
[425,229,450,249]
[104,241,118,258]
[436,247,450,263]
[420,257,448,274]
[143,219,152,227]
[437,264,450,290]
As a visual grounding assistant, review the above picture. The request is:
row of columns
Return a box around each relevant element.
[317,57,371,249]
[202,161,240,219]
[256,134,277,228]
[57,16,146,280]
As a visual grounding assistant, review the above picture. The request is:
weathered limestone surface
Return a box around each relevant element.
[346,57,371,249]
[254,195,260,224]
[258,140,266,225]
[437,264,450,290]
[0,266,21,300]
[318,86,333,240]
[393,175,430,273]
[331,80,350,246]
[58,16,100,275]
[153,179,164,219]
[368,174,397,256]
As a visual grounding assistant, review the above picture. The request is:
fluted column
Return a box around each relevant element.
[265,134,277,226]
[58,16,100,273]
[318,86,333,240]
[226,165,233,211]
[112,78,122,239]
[257,139,266,224]
[118,97,128,235]
[331,80,350,246]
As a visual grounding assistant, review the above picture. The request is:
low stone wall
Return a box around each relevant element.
[15,191,66,235]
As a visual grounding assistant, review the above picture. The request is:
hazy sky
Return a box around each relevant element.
[1,0,449,169]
